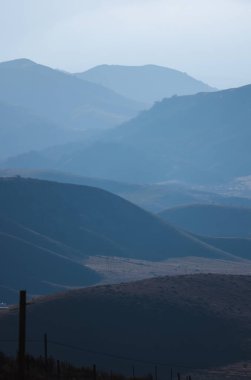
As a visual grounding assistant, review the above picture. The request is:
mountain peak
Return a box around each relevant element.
[77,64,215,103]
[2,57,35,64]
[0,58,37,68]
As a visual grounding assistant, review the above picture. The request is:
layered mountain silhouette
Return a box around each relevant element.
[6,84,251,185]
[0,59,143,131]
[159,204,251,238]
[0,169,141,196]
[76,64,215,104]
[1,274,251,373]
[1,169,251,213]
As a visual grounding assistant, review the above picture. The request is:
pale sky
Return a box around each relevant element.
[0,0,251,89]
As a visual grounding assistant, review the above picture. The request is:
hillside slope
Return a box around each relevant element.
[1,274,251,373]
[0,217,102,303]
[198,236,251,260]
[159,204,251,237]
[76,64,214,103]
[0,177,232,262]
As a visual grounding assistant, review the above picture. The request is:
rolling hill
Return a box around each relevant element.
[0,59,143,131]
[0,177,232,262]
[76,64,215,104]
[159,204,251,238]
[1,274,251,375]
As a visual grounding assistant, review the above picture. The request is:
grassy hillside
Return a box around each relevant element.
[1,274,251,374]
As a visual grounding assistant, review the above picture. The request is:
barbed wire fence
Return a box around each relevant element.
[1,291,251,379]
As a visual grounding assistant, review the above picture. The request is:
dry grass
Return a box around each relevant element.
[83,255,251,284]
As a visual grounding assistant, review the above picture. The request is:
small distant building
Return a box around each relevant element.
[0,302,8,309]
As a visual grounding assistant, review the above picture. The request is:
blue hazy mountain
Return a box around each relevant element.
[17,83,249,185]
[3,76,251,185]
[0,102,87,159]
[76,64,215,104]
[0,59,143,131]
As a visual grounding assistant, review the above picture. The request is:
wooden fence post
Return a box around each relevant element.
[18,290,26,380]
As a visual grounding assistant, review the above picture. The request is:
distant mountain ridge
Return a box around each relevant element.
[20,83,251,185]
[76,64,215,103]
[0,58,143,131]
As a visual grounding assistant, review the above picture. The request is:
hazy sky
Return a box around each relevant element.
[0,0,251,89]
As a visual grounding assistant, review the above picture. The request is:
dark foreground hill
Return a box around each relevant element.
[0,59,142,131]
[76,64,214,104]
[159,204,251,237]
[1,274,251,375]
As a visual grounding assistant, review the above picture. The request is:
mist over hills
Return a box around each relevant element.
[0,102,83,159]
[1,169,251,213]
[1,274,251,373]
[159,204,251,238]
[0,59,143,131]
[6,84,251,185]
[0,169,142,196]
[76,64,215,104]
[96,84,251,184]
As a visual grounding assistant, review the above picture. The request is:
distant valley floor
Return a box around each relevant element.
[83,255,251,284]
